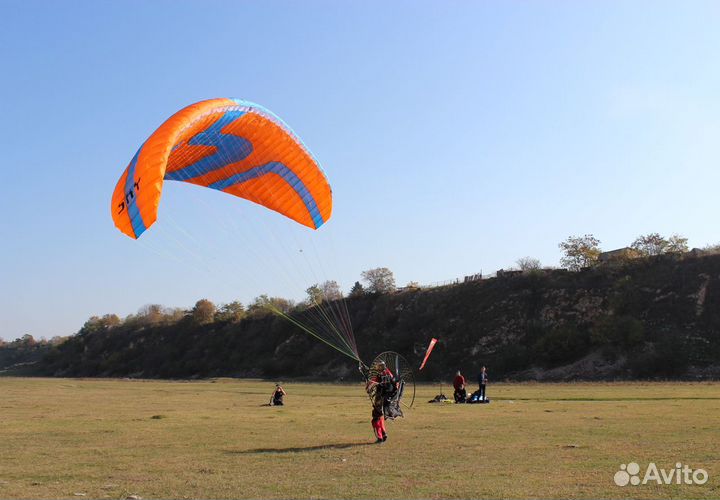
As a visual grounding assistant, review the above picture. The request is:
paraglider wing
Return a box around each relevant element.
[111,98,332,239]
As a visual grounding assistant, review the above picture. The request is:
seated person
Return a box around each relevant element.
[271,384,286,406]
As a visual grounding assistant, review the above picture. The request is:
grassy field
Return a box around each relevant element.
[1,378,718,499]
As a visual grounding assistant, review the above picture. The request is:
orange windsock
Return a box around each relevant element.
[419,338,438,371]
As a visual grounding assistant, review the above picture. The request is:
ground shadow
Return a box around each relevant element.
[227,442,374,454]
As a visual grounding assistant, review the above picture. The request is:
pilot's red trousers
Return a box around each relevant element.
[372,415,386,439]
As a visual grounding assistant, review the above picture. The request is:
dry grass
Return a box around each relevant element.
[1,378,719,499]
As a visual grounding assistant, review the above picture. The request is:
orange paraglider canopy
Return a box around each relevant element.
[111,98,332,239]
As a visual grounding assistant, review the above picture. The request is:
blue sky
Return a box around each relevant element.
[1,1,719,341]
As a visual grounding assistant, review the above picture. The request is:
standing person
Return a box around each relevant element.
[376,360,394,386]
[365,360,395,440]
[478,366,488,401]
[453,370,467,403]
[366,360,397,411]
[270,383,286,406]
[371,406,387,443]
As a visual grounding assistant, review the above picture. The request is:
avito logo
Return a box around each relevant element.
[614,462,709,487]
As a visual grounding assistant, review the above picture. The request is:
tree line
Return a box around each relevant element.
[4,233,718,348]
[512,233,719,273]
[0,267,399,347]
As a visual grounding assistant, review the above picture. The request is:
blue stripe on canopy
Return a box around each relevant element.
[209,161,324,229]
[164,110,252,182]
[125,148,146,238]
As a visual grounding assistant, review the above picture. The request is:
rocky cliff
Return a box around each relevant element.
[7,253,720,381]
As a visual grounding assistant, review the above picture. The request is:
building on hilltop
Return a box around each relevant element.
[598,247,641,264]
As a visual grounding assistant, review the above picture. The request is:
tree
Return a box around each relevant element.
[247,295,270,317]
[320,280,343,301]
[267,296,295,313]
[307,280,343,305]
[305,284,323,305]
[559,235,601,271]
[516,257,541,271]
[703,242,720,254]
[631,233,668,256]
[217,301,245,322]
[100,314,121,328]
[247,295,295,317]
[629,233,688,256]
[18,334,37,348]
[666,234,689,254]
[361,267,396,294]
[138,304,166,325]
[349,281,365,298]
[49,336,69,346]
[192,299,216,324]
[78,314,121,335]
[162,307,186,323]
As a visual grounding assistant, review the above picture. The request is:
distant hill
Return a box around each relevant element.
[3,253,719,381]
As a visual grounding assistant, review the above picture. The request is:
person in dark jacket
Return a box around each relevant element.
[478,366,488,401]
[271,384,286,406]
